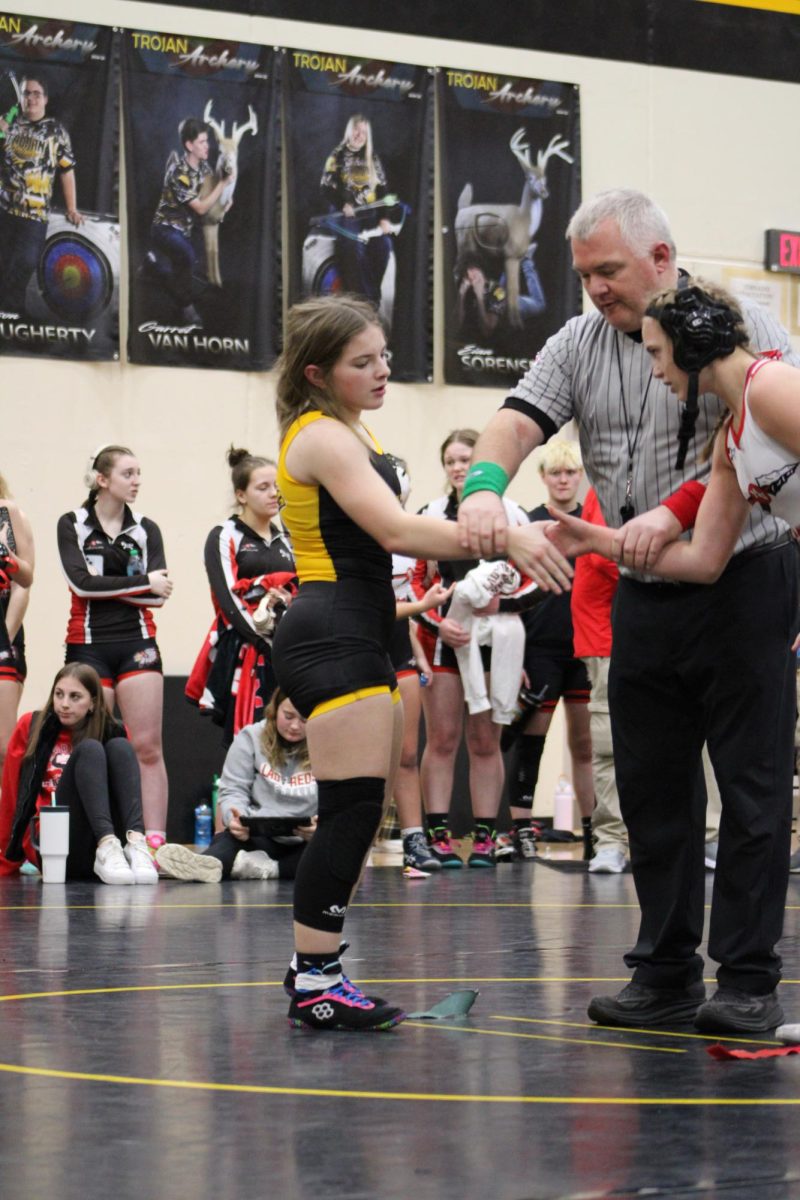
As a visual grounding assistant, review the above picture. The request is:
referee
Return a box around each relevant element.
[457,189,800,1035]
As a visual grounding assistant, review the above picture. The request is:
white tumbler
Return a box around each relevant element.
[39,805,70,883]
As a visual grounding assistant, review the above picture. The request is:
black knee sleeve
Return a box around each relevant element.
[508,734,546,810]
[293,776,385,933]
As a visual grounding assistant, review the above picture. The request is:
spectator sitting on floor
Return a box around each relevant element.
[0,663,157,884]
[156,688,317,882]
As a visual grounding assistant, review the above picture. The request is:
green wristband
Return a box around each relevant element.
[461,461,510,500]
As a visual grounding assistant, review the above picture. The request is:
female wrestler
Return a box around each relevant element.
[272,296,553,1031]
[385,455,452,874]
[321,114,392,305]
[413,430,533,868]
[157,688,316,883]
[547,281,800,576]
[186,447,296,744]
[0,663,157,884]
[57,446,173,852]
[504,439,593,862]
[0,472,34,771]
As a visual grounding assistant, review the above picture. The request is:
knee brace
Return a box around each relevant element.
[508,734,547,810]
[318,776,385,885]
[293,776,385,933]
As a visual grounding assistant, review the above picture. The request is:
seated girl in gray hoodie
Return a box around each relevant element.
[156,688,317,882]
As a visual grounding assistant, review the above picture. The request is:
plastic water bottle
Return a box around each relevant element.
[194,803,212,848]
[553,774,575,832]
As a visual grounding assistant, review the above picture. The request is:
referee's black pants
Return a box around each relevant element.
[609,540,799,996]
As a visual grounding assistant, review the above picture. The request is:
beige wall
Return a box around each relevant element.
[7,0,800,817]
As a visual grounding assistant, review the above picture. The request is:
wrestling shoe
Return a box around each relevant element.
[494,832,516,862]
[694,987,784,1034]
[588,980,706,1027]
[467,829,496,868]
[402,831,442,872]
[427,827,463,868]
[512,825,537,861]
[155,843,223,883]
[288,977,405,1031]
[283,943,387,1005]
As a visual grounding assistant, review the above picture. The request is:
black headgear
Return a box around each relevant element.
[653,283,742,469]
[656,285,741,374]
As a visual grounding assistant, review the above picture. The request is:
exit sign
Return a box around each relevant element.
[765,229,800,275]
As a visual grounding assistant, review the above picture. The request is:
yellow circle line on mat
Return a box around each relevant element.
[490,1015,782,1046]
[1,977,799,1003]
[408,1021,685,1053]
[0,1059,799,1105]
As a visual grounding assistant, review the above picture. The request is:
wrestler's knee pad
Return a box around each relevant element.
[317,776,385,886]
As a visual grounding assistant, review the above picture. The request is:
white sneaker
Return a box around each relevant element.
[231,849,279,880]
[155,843,223,883]
[704,840,718,870]
[588,846,627,874]
[124,832,159,884]
[94,836,135,885]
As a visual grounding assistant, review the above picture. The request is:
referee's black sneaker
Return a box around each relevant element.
[693,987,784,1034]
[588,980,706,1027]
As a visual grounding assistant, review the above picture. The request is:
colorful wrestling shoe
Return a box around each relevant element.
[402,830,442,873]
[288,978,405,1031]
[467,828,496,868]
[145,833,166,866]
[511,825,537,861]
[427,827,463,868]
[494,832,516,862]
[283,943,386,1005]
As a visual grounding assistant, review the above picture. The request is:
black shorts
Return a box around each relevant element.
[416,623,490,675]
[523,649,590,713]
[388,619,417,677]
[65,638,163,687]
[0,626,26,684]
[272,579,398,719]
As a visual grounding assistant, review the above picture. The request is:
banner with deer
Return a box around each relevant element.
[439,69,582,388]
[122,32,279,370]
[284,50,434,383]
[0,14,119,361]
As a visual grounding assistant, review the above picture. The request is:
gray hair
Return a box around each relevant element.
[566,189,676,260]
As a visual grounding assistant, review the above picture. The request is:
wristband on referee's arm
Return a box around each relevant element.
[460,461,510,501]
[661,480,706,531]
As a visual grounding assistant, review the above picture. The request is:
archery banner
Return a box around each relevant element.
[123,32,279,370]
[284,49,434,382]
[439,69,582,388]
[0,13,119,361]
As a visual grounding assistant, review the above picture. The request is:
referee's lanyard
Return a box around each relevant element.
[615,333,652,524]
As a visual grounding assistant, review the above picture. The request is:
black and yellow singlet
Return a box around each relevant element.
[271,411,401,719]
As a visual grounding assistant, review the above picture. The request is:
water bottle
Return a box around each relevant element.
[210,774,220,830]
[553,774,575,832]
[127,547,144,576]
[194,803,213,848]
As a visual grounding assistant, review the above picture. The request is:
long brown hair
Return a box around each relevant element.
[25,664,113,759]
[275,296,383,442]
[440,428,478,501]
[259,688,310,772]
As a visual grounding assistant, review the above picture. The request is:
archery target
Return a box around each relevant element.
[26,213,119,324]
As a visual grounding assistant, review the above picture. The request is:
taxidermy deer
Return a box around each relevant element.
[454,129,573,327]
[199,101,258,286]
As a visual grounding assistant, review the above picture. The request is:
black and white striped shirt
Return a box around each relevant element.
[504,299,800,568]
